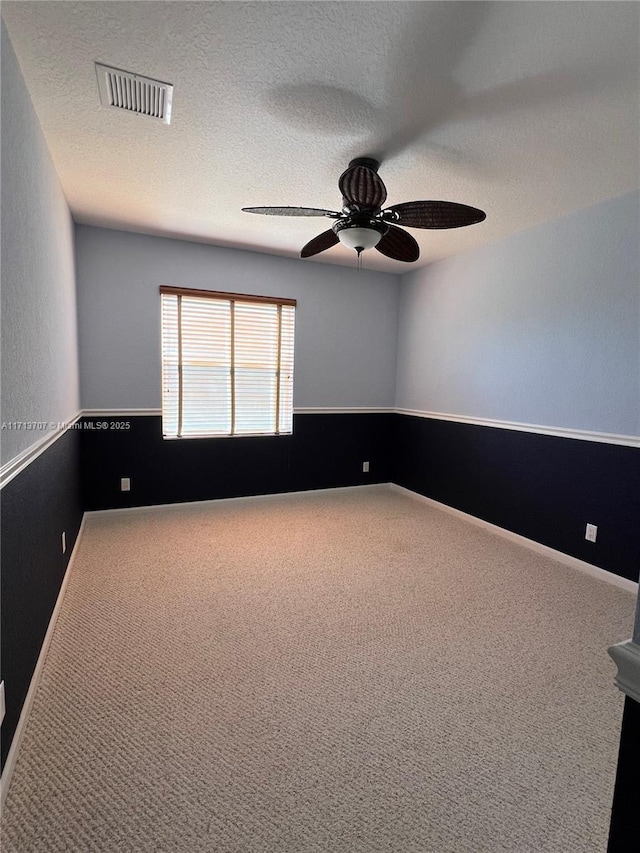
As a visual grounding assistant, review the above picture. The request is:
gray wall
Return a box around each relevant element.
[75,226,400,411]
[1,21,80,465]
[395,191,640,437]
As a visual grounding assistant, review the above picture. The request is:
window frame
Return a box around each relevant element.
[159,285,296,440]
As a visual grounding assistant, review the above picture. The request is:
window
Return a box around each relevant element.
[160,286,295,438]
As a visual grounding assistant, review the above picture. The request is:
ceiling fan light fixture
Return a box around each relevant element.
[337,226,382,252]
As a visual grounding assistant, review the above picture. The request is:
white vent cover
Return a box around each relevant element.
[95,63,173,124]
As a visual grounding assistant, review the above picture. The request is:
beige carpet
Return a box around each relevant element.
[1,485,635,852]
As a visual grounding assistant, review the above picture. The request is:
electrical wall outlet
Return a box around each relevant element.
[0,681,5,725]
[362,461,370,473]
[121,477,131,492]
[61,531,66,554]
[585,523,598,543]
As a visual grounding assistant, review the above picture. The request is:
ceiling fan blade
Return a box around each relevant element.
[300,229,340,258]
[339,165,387,209]
[375,225,419,263]
[385,201,486,229]
[242,206,339,217]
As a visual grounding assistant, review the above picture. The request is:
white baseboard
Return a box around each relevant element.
[389,484,638,594]
[85,483,379,517]
[0,514,87,809]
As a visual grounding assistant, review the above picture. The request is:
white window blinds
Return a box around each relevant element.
[160,287,296,438]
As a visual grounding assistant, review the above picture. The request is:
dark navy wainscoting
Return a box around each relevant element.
[1,427,83,771]
[392,415,639,582]
[80,414,394,511]
[607,697,640,852]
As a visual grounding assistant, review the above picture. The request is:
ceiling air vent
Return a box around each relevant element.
[95,63,173,125]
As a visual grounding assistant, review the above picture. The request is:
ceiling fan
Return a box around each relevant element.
[243,158,486,262]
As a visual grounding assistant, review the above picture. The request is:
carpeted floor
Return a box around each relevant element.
[1,485,635,852]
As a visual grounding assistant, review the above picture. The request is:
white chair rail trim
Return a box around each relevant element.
[0,411,82,490]
[395,408,639,448]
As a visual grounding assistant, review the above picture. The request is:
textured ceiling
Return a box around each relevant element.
[3,1,639,272]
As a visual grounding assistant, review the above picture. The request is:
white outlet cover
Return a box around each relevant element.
[62,531,66,554]
[585,523,598,543]
[0,681,5,725]
[121,477,131,491]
